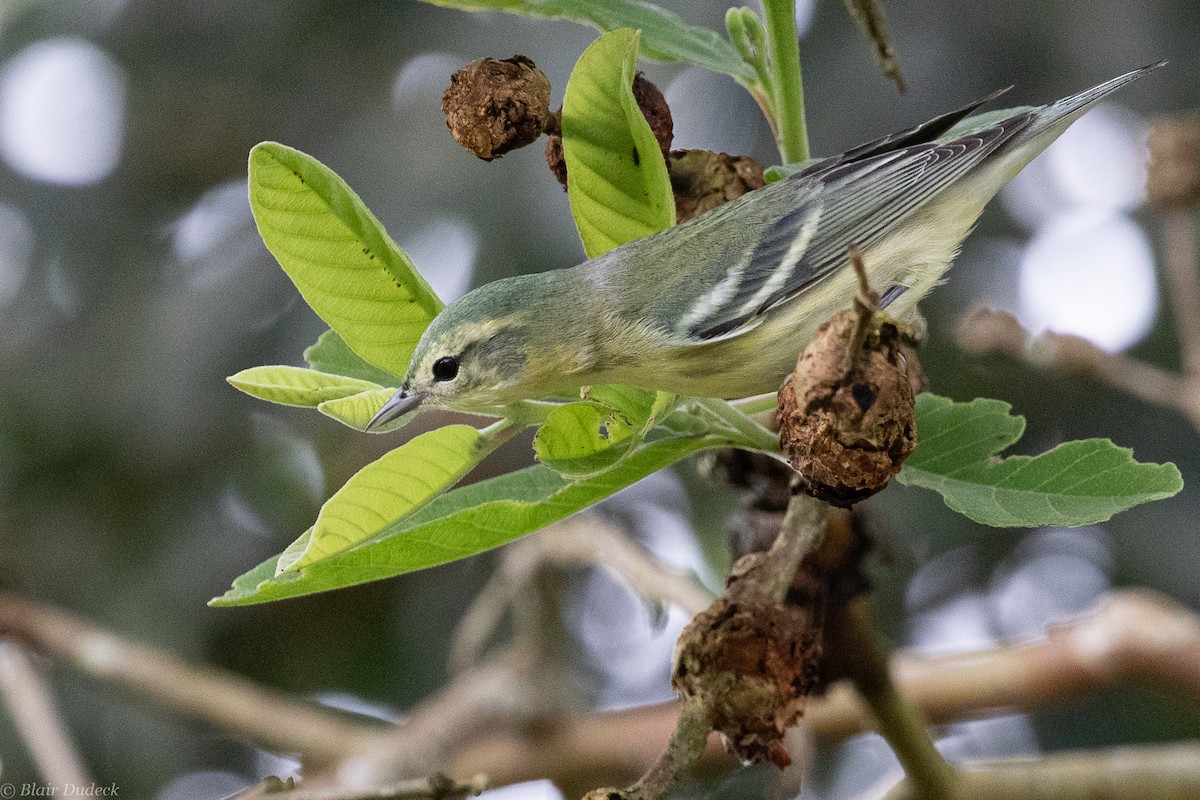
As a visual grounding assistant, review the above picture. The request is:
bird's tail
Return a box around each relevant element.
[976,61,1164,190]
[1024,61,1165,143]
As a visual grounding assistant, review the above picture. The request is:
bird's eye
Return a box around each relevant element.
[432,356,460,382]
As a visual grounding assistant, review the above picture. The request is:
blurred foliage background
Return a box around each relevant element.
[0,0,1198,797]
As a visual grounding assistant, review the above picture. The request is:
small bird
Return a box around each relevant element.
[369,64,1162,428]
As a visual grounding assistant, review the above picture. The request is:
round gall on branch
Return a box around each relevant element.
[778,263,922,506]
[442,55,552,161]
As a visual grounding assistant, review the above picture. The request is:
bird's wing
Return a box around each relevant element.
[826,86,1014,166]
[673,109,1035,343]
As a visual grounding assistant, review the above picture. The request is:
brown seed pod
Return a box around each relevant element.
[669,150,766,223]
[1147,113,1200,209]
[545,73,673,190]
[778,303,918,507]
[442,55,551,161]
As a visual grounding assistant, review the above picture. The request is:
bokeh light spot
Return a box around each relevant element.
[1017,210,1156,351]
[0,37,127,185]
[393,51,464,106]
[401,217,478,302]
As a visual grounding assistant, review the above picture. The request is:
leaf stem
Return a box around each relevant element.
[478,418,521,448]
[694,397,781,453]
[729,391,780,415]
[761,0,810,163]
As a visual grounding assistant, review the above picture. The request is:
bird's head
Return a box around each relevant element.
[367,274,580,427]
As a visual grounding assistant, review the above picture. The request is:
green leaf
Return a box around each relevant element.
[584,384,656,428]
[318,387,411,432]
[305,329,403,385]
[276,424,494,572]
[276,527,313,573]
[585,385,678,441]
[532,384,682,477]
[248,143,443,378]
[533,400,636,477]
[562,29,675,258]
[418,0,755,83]
[899,394,1184,527]
[212,427,719,606]
[227,365,381,407]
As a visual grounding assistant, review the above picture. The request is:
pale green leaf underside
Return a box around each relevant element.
[562,28,675,258]
[227,365,381,407]
[418,0,754,82]
[276,528,313,574]
[248,143,443,378]
[279,424,488,572]
[318,387,406,432]
[900,394,1183,527]
[212,427,721,605]
[305,329,403,385]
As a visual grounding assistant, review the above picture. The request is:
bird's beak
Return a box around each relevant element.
[367,387,426,431]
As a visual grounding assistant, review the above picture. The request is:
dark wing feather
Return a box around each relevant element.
[680,110,1036,342]
[831,86,1013,166]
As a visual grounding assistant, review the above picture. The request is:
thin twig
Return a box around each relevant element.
[751,491,831,602]
[622,699,713,800]
[0,593,380,766]
[843,0,907,92]
[0,641,91,787]
[845,244,880,375]
[884,741,1200,800]
[450,516,712,672]
[825,598,958,800]
[956,306,1200,428]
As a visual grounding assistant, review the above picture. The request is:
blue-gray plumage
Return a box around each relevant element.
[370,64,1162,426]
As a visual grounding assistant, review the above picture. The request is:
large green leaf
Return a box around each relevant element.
[227,365,381,407]
[248,143,443,378]
[562,29,675,258]
[276,424,499,573]
[212,425,730,605]
[304,329,403,385]
[419,0,754,83]
[899,394,1183,527]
